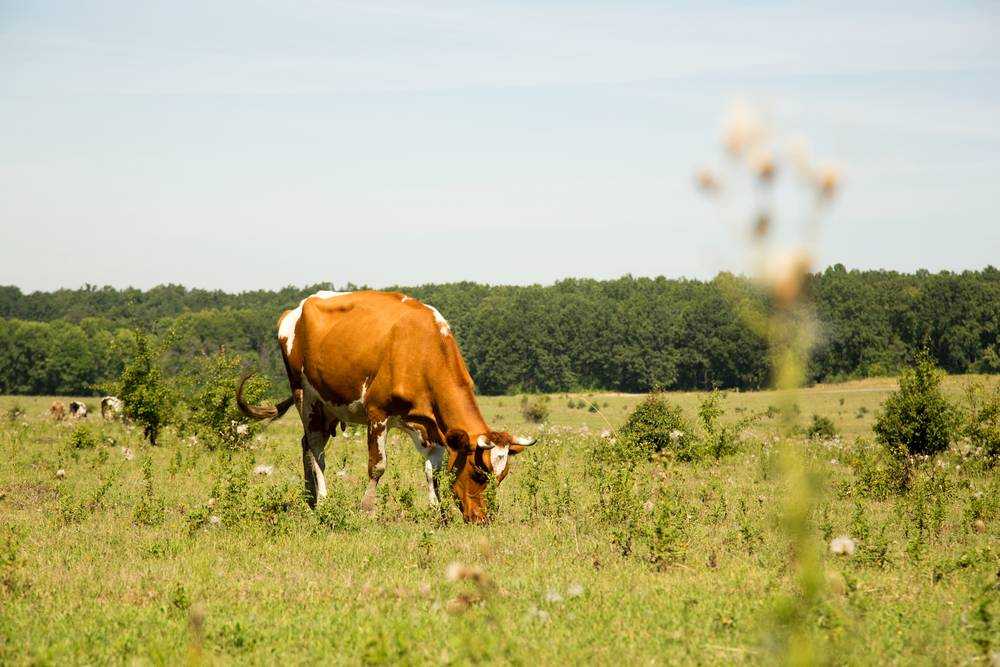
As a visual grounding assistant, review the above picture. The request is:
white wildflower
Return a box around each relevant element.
[208,515,221,526]
[567,582,585,598]
[253,463,273,476]
[669,429,684,441]
[55,468,66,479]
[829,536,856,556]
[544,589,563,604]
[235,423,249,436]
[121,447,134,461]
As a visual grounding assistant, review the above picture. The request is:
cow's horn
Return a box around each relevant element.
[476,435,494,449]
[514,436,537,447]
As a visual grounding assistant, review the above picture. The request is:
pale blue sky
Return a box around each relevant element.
[2,1,998,291]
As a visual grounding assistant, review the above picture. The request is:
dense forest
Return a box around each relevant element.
[0,265,997,396]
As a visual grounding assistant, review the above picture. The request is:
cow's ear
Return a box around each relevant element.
[445,429,471,452]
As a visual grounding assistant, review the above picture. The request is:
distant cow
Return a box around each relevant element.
[101,396,124,420]
[49,401,66,421]
[237,290,537,523]
[68,401,88,419]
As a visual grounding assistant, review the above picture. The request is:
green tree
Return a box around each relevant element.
[873,349,958,456]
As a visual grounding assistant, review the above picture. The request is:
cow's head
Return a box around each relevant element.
[444,429,536,523]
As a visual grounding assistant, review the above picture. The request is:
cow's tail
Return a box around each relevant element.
[237,372,295,421]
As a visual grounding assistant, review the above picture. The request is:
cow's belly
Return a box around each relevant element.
[301,372,368,429]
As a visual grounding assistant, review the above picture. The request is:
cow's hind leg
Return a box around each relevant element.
[361,415,389,514]
[301,428,329,508]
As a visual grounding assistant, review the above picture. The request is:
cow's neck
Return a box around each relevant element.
[433,382,489,439]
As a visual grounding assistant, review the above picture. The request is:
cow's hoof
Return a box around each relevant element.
[360,492,376,515]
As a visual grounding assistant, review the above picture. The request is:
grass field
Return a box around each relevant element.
[1,377,997,664]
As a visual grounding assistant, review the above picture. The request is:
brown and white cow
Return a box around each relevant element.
[101,396,124,420]
[237,290,536,523]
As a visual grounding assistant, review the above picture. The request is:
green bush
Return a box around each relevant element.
[183,351,270,450]
[962,381,1000,465]
[114,331,174,445]
[806,414,838,440]
[132,459,165,527]
[847,438,910,499]
[520,395,549,424]
[68,424,97,450]
[618,393,697,461]
[873,350,958,457]
[696,392,766,460]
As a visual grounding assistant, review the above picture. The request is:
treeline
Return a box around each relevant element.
[1,265,998,396]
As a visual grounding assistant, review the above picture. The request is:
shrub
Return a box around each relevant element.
[873,350,958,457]
[520,395,549,424]
[697,392,763,460]
[133,458,165,527]
[314,483,360,532]
[806,414,837,440]
[618,393,696,461]
[69,424,97,450]
[847,438,910,499]
[962,381,1000,465]
[644,490,690,569]
[5,404,24,423]
[114,331,174,445]
[183,351,270,450]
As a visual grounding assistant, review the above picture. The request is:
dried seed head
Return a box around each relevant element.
[445,594,472,615]
[694,168,722,195]
[763,247,813,308]
[752,212,771,240]
[815,164,842,200]
[748,147,777,183]
[722,101,764,157]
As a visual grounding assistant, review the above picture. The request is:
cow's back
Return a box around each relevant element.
[283,291,451,406]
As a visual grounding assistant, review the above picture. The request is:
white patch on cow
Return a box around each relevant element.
[278,291,348,356]
[425,304,451,336]
[490,445,510,477]
[375,419,388,462]
[424,445,445,505]
[307,447,327,499]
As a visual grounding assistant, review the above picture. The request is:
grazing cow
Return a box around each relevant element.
[237,290,537,523]
[101,396,124,420]
[68,401,88,419]
[49,401,66,421]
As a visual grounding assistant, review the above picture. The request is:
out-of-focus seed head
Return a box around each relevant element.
[748,147,777,184]
[816,164,842,200]
[695,168,722,195]
[722,100,764,158]
[752,213,771,240]
[762,247,813,308]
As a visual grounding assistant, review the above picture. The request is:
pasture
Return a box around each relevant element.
[1,377,997,664]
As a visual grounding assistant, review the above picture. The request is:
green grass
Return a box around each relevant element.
[0,377,997,664]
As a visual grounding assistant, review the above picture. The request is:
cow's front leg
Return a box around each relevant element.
[423,446,445,507]
[361,417,388,514]
[405,427,443,507]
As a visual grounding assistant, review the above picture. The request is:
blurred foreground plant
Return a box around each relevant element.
[697,99,842,664]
